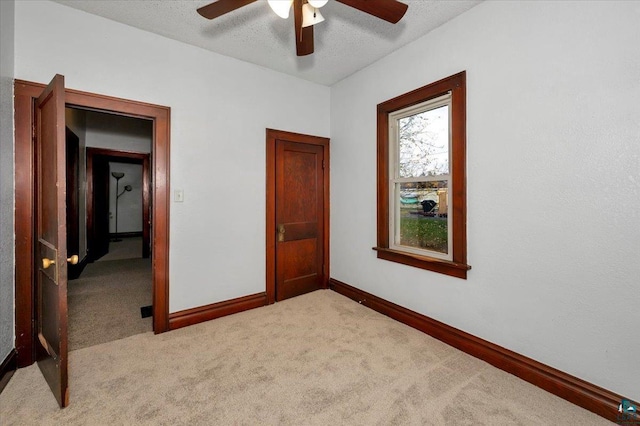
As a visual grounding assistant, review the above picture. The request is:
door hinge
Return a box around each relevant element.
[322,160,325,169]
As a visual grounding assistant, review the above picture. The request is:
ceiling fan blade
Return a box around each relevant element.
[335,0,408,24]
[197,0,258,20]
[294,0,314,56]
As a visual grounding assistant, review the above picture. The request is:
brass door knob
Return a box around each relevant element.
[42,255,79,269]
[277,224,286,242]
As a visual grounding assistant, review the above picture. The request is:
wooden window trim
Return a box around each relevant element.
[265,129,330,304]
[374,71,470,279]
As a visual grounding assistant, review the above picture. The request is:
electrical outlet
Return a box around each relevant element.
[174,189,184,203]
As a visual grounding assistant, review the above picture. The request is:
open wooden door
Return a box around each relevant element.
[65,127,81,279]
[90,155,110,261]
[35,74,71,408]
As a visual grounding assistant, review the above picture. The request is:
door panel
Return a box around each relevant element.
[35,74,69,408]
[278,239,319,300]
[275,141,324,301]
[66,128,80,279]
[92,156,110,260]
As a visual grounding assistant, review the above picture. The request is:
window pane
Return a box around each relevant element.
[398,105,449,178]
[397,181,448,254]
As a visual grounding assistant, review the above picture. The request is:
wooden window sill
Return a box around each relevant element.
[373,247,471,279]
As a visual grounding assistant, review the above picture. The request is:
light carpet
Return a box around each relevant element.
[68,258,152,351]
[1,290,610,425]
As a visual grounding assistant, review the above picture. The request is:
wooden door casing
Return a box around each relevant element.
[35,74,69,408]
[266,129,330,304]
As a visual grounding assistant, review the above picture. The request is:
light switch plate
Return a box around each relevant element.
[174,189,184,203]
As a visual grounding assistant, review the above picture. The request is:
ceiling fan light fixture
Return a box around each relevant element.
[268,0,293,19]
[302,3,325,28]
[307,0,328,8]
[197,0,409,56]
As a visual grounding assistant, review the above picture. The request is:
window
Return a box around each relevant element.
[375,72,470,278]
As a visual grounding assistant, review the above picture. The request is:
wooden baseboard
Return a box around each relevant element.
[109,231,143,239]
[0,349,17,394]
[168,292,267,331]
[329,278,624,422]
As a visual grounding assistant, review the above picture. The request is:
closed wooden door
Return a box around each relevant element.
[275,140,325,301]
[35,74,71,407]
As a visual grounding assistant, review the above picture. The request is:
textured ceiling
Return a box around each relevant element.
[52,0,481,86]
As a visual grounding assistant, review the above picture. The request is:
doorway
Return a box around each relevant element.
[265,129,330,304]
[65,109,154,351]
[85,146,151,262]
[14,79,170,369]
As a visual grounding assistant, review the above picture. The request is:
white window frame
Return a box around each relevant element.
[388,93,453,261]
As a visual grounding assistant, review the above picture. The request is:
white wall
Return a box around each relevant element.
[109,162,143,234]
[331,1,640,401]
[0,0,15,362]
[14,0,330,312]
[85,111,152,154]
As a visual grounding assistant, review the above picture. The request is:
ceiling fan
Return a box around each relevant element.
[197,0,409,56]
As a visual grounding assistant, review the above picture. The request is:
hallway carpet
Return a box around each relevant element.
[97,236,143,262]
[68,258,152,351]
[1,290,609,425]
